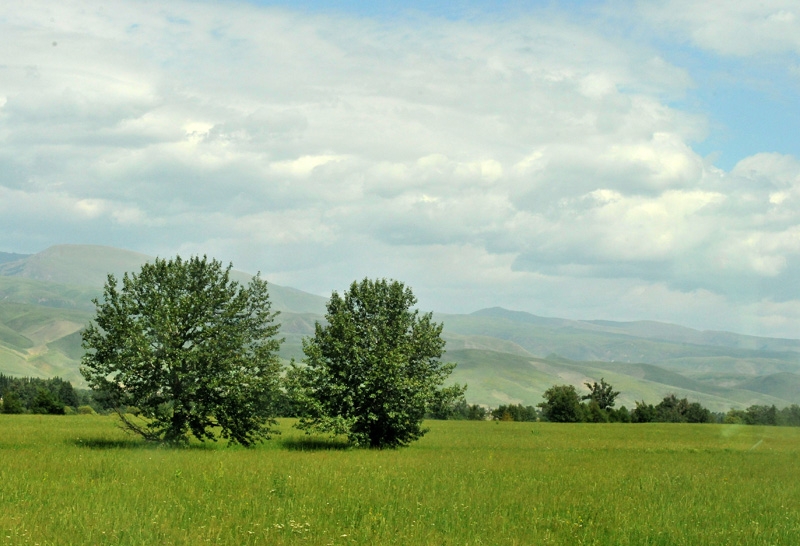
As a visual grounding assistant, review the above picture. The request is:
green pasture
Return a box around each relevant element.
[1,416,799,545]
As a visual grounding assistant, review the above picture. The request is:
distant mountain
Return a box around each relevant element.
[439,308,800,374]
[472,306,800,353]
[0,252,30,265]
[0,276,101,311]
[0,244,327,315]
[445,349,794,412]
[0,302,90,384]
[0,245,153,287]
[737,372,800,402]
[1,244,799,408]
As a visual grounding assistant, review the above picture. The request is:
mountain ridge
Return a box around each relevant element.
[1,244,799,409]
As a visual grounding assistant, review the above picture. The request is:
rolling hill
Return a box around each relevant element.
[1,244,799,410]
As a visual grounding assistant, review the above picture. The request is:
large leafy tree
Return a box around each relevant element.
[81,256,283,446]
[289,278,464,448]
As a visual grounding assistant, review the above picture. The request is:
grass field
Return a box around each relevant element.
[1,416,799,545]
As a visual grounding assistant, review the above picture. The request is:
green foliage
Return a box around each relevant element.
[0,374,78,413]
[632,401,657,423]
[491,403,538,422]
[724,409,747,424]
[745,404,779,426]
[779,404,800,426]
[80,255,284,446]
[1,389,24,414]
[30,388,65,415]
[584,400,609,423]
[426,384,470,420]
[610,405,631,423]
[290,278,461,448]
[581,378,619,410]
[631,395,712,423]
[684,401,713,423]
[466,403,488,420]
[538,384,584,422]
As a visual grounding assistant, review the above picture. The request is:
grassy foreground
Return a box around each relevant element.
[1,416,799,545]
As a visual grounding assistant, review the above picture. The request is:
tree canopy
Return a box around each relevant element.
[288,278,464,448]
[581,378,619,410]
[80,256,283,446]
[538,384,584,423]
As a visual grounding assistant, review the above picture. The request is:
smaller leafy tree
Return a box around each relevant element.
[779,405,800,427]
[585,400,609,423]
[1,390,25,414]
[289,278,463,448]
[466,404,488,420]
[30,388,65,415]
[631,401,656,423]
[610,405,631,423]
[427,384,470,420]
[582,378,619,410]
[685,402,712,423]
[81,256,284,446]
[654,394,687,422]
[745,405,778,426]
[724,409,747,424]
[538,385,584,423]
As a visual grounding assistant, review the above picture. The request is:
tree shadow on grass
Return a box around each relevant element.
[69,438,216,450]
[281,437,352,451]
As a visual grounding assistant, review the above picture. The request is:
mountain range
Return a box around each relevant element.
[1,244,799,412]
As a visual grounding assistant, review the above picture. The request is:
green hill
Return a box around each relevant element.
[737,372,800,402]
[471,307,800,355]
[0,302,91,384]
[2,244,800,409]
[445,349,796,412]
[0,276,101,310]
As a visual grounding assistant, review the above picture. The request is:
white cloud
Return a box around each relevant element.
[638,0,800,57]
[1,0,799,336]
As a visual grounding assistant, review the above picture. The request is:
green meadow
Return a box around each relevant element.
[1,417,799,545]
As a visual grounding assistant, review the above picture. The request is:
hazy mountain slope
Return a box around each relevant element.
[446,349,796,411]
[474,307,800,354]
[0,252,30,265]
[737,372,800,402]
[0,245,153,287]
[439,310,800,376]
[0,276,101,310]
[0,244,328,315]
[0,302,91,384]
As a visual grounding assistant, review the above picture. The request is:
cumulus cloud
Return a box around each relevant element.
[637,0,800,57]
[1,0,800,336]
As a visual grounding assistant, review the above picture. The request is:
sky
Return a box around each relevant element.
[1,0,800,338]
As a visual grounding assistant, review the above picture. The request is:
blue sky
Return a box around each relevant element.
[1,0,800,337]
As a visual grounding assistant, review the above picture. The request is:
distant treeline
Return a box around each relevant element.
[3,374,800,427]
[0,374,100,415]
[428,381,800,427]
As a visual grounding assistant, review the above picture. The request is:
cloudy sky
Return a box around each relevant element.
[2,0,800,337]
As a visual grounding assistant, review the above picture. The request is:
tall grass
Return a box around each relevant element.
[1,416,798,545]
